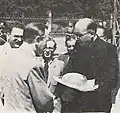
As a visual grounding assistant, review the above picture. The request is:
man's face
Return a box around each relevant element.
[43,40,55,59]
[75,29,95,47]
[46,41,55,52]
[10,27,24,48]
[66,39,76,54]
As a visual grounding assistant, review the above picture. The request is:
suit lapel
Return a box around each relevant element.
[47,60,56,88]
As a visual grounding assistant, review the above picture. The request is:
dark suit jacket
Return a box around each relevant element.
[65,38,119,112]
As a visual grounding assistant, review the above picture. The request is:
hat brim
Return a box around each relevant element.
[54,77,99,92]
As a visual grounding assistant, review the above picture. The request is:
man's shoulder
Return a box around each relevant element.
[58,53,69,60]
[95,38,117,50]
[102,40,117,51]
[31,64,44,74]
[53,53,59,59]
[58,53,69,66]
[50,57,65,67]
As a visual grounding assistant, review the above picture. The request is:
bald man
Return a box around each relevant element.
[65,18,118,113]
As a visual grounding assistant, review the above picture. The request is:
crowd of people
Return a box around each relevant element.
[0,18,119,113]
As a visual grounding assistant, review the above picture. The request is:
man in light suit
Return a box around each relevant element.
[42,38,64,94]
[0,21,54,113]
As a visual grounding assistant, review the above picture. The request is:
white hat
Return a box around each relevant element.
[54,73,99,92]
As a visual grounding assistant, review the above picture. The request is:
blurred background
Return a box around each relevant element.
[0,0,119,53]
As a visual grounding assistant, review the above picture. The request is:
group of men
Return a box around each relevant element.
[0,17,119,113]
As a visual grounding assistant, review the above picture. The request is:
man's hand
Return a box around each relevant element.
[79,84,99,92]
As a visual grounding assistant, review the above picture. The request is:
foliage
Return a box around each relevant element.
[0,0,116,19]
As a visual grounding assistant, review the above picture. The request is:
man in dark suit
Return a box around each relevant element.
[65,18,119,113]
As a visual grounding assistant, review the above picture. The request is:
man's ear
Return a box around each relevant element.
[34,36,42,43]
[88,29,96,38]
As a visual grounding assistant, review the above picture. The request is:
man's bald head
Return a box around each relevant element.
[74,18,97,35]
[73,18,97,48]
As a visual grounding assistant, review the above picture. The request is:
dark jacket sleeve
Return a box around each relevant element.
[27,65,54,112]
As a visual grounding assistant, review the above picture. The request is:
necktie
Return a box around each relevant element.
[44,61,49,83]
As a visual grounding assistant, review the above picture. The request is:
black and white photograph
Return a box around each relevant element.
[0,0,119,113]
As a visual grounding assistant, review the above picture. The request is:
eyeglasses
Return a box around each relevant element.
[67,45,75,48]
[75,31,95,39]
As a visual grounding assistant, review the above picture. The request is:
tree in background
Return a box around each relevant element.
[0,0,116,20]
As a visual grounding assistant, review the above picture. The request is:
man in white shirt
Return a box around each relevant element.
[0,21,54,113]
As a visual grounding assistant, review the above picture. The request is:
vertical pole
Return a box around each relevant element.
[45,10,52,38]
[48,10,52,34]
[21,12,25,25]
[110,14,113,29]
[112,0,117,45]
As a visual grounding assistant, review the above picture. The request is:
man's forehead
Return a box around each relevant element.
[47,41,55,47]
[11,27,24,35]
[74,28,87,35]
[67,40,76,45]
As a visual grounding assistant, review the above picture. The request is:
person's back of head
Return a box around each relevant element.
[25,22,47,56]
[25,22,46,44]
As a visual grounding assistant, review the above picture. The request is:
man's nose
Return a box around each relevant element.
[17,37,22,41]
[46,48,50,52]
[69,46,74,50]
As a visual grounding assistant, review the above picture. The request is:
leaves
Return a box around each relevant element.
[0,0,115,19]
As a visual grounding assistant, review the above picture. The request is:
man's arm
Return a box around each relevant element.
[27,65,54,112]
